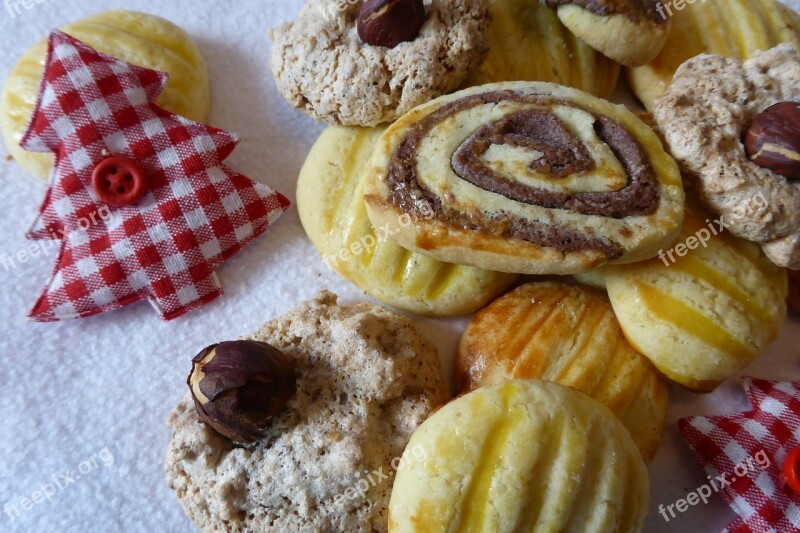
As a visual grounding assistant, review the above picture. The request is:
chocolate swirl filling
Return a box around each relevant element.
[543,0,667,24]
[385,91,661,258]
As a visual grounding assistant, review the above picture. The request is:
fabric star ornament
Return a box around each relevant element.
[19,31,289,321]
[679,378,800,532]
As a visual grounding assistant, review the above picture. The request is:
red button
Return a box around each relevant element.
[784,447,800,494]
[92,156,148,207]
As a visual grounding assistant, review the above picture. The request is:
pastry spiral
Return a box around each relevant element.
[364,82,684,275]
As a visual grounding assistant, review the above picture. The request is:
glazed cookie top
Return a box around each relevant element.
[165,291,447,532]
[270,0,490,126]
[654,45,800,266]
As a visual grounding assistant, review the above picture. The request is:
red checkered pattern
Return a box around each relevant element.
[20,31,289,321]
[679,378,800,533]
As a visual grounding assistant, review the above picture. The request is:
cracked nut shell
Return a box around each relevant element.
[357,0,426,48]
[744,101,800,180]
[187,340,296,443]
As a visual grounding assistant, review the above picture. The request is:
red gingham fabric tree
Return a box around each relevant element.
[680,378,800,532]
[19,31,289,321]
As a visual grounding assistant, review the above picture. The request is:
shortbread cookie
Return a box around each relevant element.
[457,282,668,461]
[298,126,518,316]
[165,291,447,533]
[270,0,489,127]
[543,0,670,67]
[654,45,800,269]
[463,0,620,98]
[629,0,800,110]
[606,202,788,392]
[389,380,649,532]
[363,82,685,275]
[0,10,210,181]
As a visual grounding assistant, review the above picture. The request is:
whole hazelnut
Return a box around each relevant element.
[744,101,800,180]
[357,0,426,49]
[187,340,296,443]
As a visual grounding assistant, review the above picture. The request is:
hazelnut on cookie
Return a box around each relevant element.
[654,44,800,269]
[269,0,490,126]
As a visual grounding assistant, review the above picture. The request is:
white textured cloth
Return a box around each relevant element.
[0,1,797,532]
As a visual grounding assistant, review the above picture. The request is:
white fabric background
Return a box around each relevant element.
[0,1,797,531]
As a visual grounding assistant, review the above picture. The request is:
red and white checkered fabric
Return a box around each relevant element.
[20,31,289,321]
[679,378,800,533]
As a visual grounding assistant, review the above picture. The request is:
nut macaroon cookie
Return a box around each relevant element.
[165,291,448,532]
[364,81,685,275]
[389,380,650,532]
[1,10,210,181]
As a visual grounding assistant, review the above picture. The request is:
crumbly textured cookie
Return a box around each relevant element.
[606,201,788,392]
[297,126,517,316]
[0,10,210,181]
[654,45,800,269]
[457,282,668,461]
[462,0,620,98]
[363,81,685,275]
[388,380,650,532]
[543,0,670,67]
[628,0,800,110]
[165,291,448,532]
[270,0,489,127]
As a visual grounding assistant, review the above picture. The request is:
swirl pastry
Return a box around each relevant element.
[457,282,668,461]
[543,0,671,67]
[389,380,649,532]
[463,0,620,99]
[628,0,800,110]
[298,126,518,316]
[606,201,788,392]
[0,10,210,181]
[363,82,685,276]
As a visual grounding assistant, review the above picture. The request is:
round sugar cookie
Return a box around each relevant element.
[166,291,448,533]
[543,0,671,67]
[388,380,649,532]
[462,0,620,98]
[297,126,518,316]
[1,10,210,181]
[628,0,800,110]
[363,81,685,275]
[457,282,668,461]
[606,202,788,392]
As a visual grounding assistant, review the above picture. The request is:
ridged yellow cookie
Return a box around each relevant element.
[463,0,620,98]
[388,380,649,532]
[628,0,800,110]
[606,202,788,392]
[1,10,210,181]
[297,126,518,316]
[457,282,668,461]
[364,82,685,275]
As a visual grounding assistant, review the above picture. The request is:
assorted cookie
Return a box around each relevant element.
[0,10,210,181]
[654,45,800,269]
[165,292,447,532]
[457,282,668,461]
[388,380,650,532]
[628,0,800,110]
[269,0,490,126]
[543,0,671,67]
[297,125,518,316]
[462,0,620,98]
[604,201,788,392]
[363,81,685,275]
